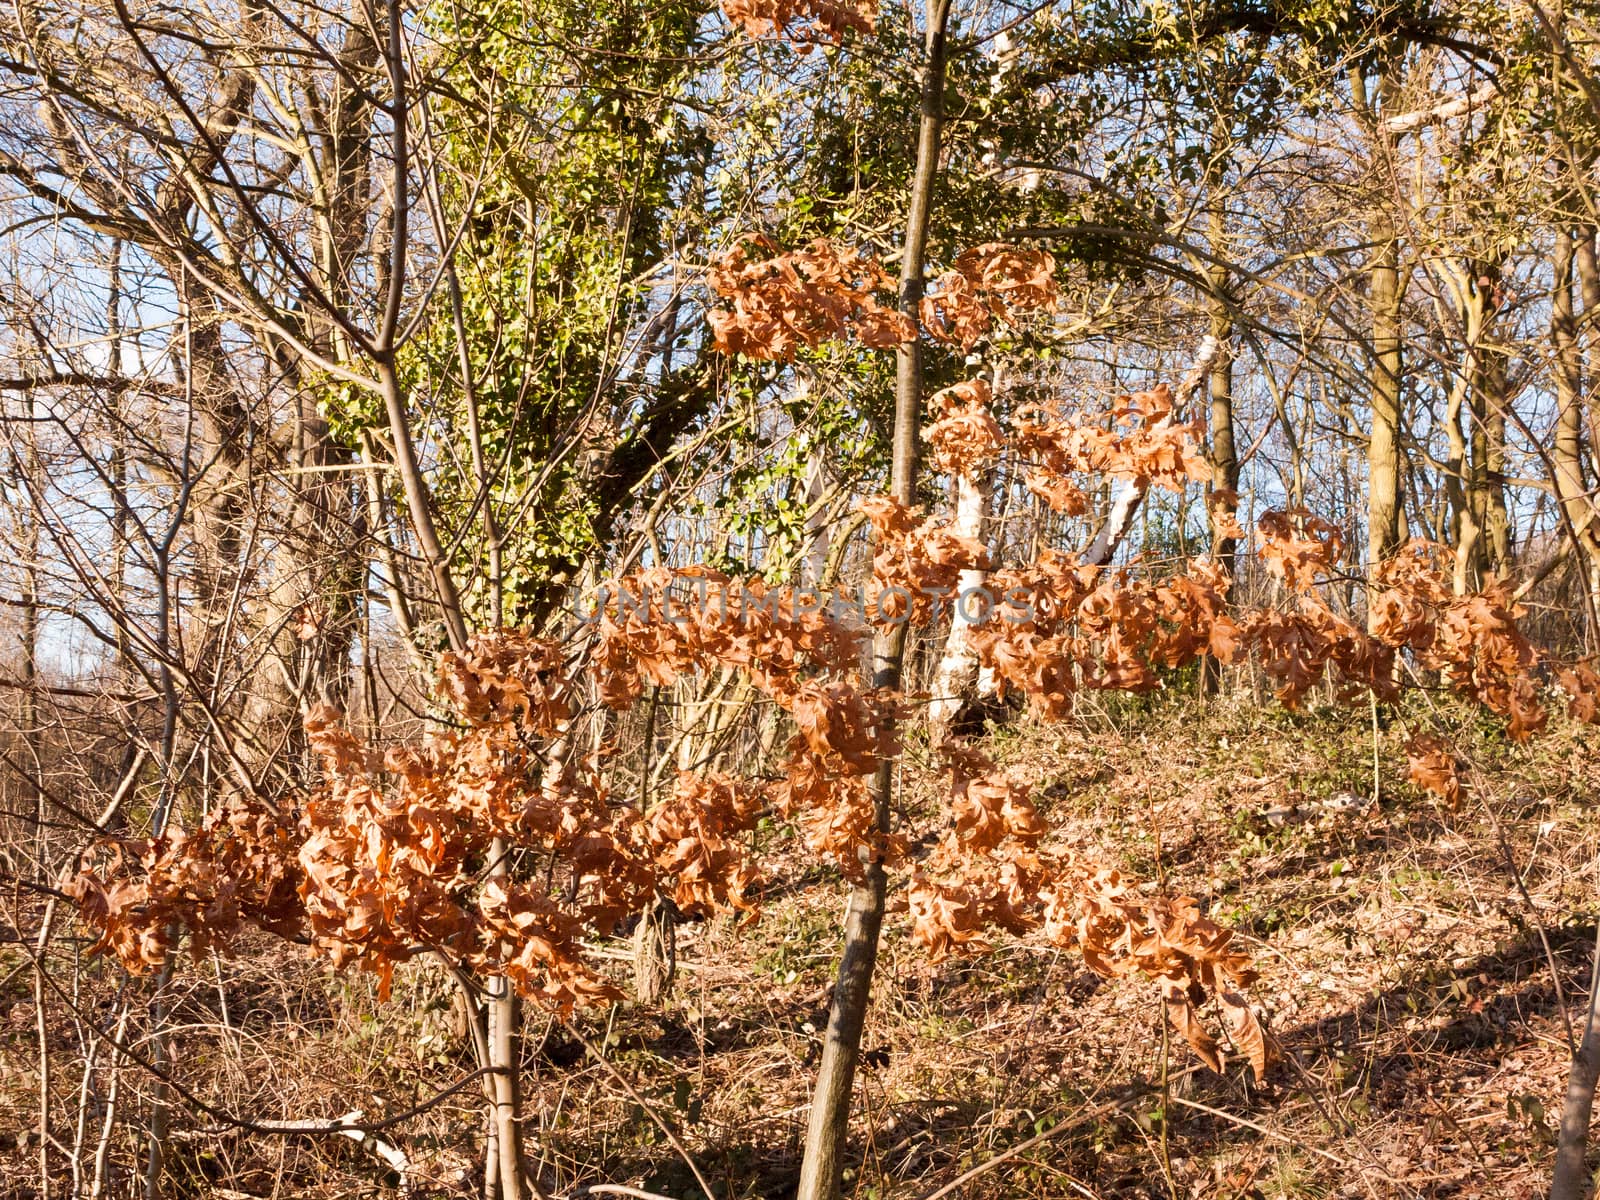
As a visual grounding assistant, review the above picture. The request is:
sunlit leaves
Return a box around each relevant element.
[706,236,914,360]
[720,0,877,46]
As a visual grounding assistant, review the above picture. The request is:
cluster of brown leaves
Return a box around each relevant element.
[68,797,302,969]
[1406,734,1465,809]
[907,743,1046,958]
[1046,877,1270,1082]
[719,0,876,44]
[706,237,913,360]
[964,554,1236,718]
[937,489,1564,740]
[1241,532,1573,740]
[1008,384,1209,512]
[1368,542,1548,738]
[907,745,1274,1081]
[706,238,1059,361]
[647,773,767,916]
[920,244,1060,351]
[1561,661,1600,723]
[1258,508,1345,592]
[861,494,990,623]
[296,702,629,1010]
[590,568,862,703]
[434,629,573,733]
[590,571,904,875]
[70,633,773,1013]
[1238,603,1396,710]
[923,378,1003,475]
[1208,487,1246,542]
[1223,515,1394,708]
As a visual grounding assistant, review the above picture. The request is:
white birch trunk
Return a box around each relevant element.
[801,451,832,587]
[928,467,990,736]
[1082,335,1222,568]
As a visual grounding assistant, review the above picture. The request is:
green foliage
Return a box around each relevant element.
[392,0,726,623]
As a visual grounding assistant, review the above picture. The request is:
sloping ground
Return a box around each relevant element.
[3,690,1597,1199]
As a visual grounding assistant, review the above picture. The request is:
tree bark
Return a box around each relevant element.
[1206,242,1238,576]
[1433,258,1487,595]
[488,947,523,1200]
[1201,161,1236,695]
[1353,63,1407,572]
[1552,927,1600,1200]
[1366,187,1405,569]
[927,465,991,736]
[1460,259,1508,585]
[796,5,951,1198]
[1551,227,1600,636]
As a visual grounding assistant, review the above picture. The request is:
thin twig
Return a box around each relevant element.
[914,1071,1199,1200]
[561,1021,718,1200]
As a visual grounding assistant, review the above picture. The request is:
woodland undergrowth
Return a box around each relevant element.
[5,690,1594,1200]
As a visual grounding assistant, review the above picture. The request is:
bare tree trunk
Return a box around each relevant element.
[1577,226,1600,625]
[15,413,38,844]
[1432,258,1487,595]
[1480,368,1511,575]
[1206,272,1237,569]
[796,5,951,1197]
[376,359,470,654]
[1552,227,1600,635]
[107,239,133,684]
[802,448,832,587]
[1202,178,1236,695]
[1445,375,1479,595]
[1353,63,1406,572]
[927,464,990,736]
[32,855,50,1200]
[1549,25,1600,1191]
[90,1003,130,1200]
[1367,201,1404,568]
[1553,925,1600,1200]
[1459,258,1508,584]
[487,939,523,1200]
[17,392,46,1200]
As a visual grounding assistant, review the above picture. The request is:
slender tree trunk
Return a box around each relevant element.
[1458,258,1506,584]
[1353,64,1406,572]
[1202,179,1236,695]
[487,890,524,1200]
[1553,924,1600,1200]
[21,407,44,1198]
[1206,268,1237,568]
[1577,225,1600,646]
[1552,227,1600,638]
[802,447,832,587]
[448,228,522,1192]
[90,1004,129,1199]
[107,240,132,684]
[927,464,990,736]
[1367,205,1404,569]
[1445,372,1479,596]
[1436,260,1487,595]
[1480,372,1511,575]
[1550,18,1600,1190]
[796,6,950,1198]
[16,425,38,837]
[375,359,470,654]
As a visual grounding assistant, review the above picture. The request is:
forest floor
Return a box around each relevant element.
[5,685,1600,1199]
